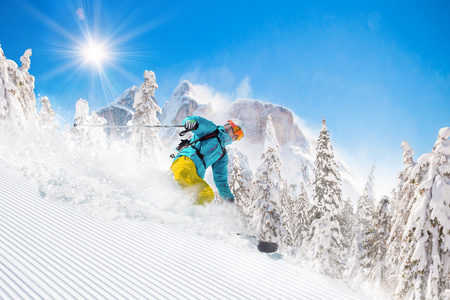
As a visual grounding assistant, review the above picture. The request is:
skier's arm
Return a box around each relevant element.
[182,116,217,137]
[211,154,235,202]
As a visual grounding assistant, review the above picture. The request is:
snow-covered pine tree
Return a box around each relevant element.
[72,98,90,148]
[358,165,376,229]
[38,96,58,131]
[250,115,286,244]
[281,185,295,249]
[0,46,38,130]
[307,118,344,278]
[395,127,450,299]
[309,118,343,219]
[339,197,355,282]
[385,140,417,289]
[365,196,391,290]
[308,210,344,278]
[228,148,254,228]
[128,70,164,167]
[299,160,313,190]
[0,45,7,122]
[17,49,38,129]
[291,182,311,250]
[71,98,107,153]
[283,162,312,251]
[347,166,376,286]
[87,111,108,153]
[340,197,355,254]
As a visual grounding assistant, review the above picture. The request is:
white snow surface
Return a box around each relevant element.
[0,52,365,298]
[0,161,366,300]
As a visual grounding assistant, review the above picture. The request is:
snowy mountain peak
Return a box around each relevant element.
[111,85,139,110]
[160,80,200,126]
[95,86,138,139]
[172,80,196,98]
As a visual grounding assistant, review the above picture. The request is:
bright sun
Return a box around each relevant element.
[82,41,107,66]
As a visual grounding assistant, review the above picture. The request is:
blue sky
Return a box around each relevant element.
[1,0,449,196]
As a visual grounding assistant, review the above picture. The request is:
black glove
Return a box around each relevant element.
[184,120,198,130]
[176,139,191,151]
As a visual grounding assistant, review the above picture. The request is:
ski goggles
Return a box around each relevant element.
[227,120,244,141]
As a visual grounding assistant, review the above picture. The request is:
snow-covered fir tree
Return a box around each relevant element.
[280,183,296,248]
[309,118,343,220]
[299,160,313,190]
[307,118,344,278]
[228,148,254,228]
[0,46,39,130]
[281,185,295,249]
[365,195,391,290]
[38,96,58,131]
[282,161,312,251]
[17,49,39,129]
[72,98,90,148]
[71,98,107,153]
[339,197,355,255]
[395,127,450,300]
[0,44,8,122]
[128,70,164,166]
[87,111,108,153]
[291,182,311,250]
[347,166,376,286]
[357,165,376,229]
[308,210,344,278]
[385,140,417,289]
[250,115,286,244]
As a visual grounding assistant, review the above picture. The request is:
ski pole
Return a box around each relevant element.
[73,123,194,135]
[73,123,185,129]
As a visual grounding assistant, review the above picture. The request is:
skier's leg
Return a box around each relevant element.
[171,157,195,189]
[192,176,214,205]
[171,156,214,205]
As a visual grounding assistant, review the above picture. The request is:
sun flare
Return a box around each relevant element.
[82,41,107,66]
[32,1,159,106]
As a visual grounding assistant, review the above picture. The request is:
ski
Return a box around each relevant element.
[237,233,279,253]
[257,241,279,253]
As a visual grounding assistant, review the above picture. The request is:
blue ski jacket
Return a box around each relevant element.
[173,116,234,201]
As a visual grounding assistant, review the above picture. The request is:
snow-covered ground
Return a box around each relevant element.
[0,161,366,299]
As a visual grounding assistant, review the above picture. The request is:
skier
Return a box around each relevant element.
[171,116,245,205]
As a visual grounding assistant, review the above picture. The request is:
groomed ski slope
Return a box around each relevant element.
[0,162,366,300]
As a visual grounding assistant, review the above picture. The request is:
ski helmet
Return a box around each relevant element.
[227,119,245,141]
